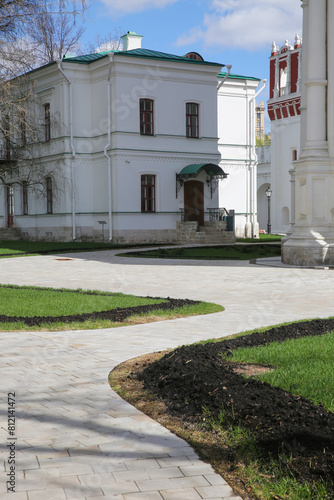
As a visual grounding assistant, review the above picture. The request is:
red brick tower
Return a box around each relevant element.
[268,34,302,122]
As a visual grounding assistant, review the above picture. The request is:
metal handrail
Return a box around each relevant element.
[208,208,229,221]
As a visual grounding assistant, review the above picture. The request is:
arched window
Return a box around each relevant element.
[282,206,289,226]
[280,67,287,96]
[184,52,204,61]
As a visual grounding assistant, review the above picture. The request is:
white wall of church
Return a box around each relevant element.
[270,116,300,233]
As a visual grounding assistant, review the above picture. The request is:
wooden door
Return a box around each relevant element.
[184,180,204,226]
[7,185,14,228]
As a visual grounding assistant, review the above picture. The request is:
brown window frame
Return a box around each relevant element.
[141,174,156,213]
[4,115,11,160]
[46,176,53,214]
[22,181,28,215]
[20,110,27,147]
[140,99,154,136]
[186,102,199,138]
[44,103,51,142]
[292,149,298,161]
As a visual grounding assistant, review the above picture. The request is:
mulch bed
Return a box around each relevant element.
[138,318,334,495]
[0,291,199,326]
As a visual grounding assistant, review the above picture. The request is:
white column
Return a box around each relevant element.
[286,51,291,95]
[274,55,279,98]
[297,48,301,93]
[299,0,309,152]
[302,0,328,156]
[327,0,334,157]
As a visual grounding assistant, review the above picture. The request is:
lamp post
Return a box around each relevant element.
[265,186,272,234]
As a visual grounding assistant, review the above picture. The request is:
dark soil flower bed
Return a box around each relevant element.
[138,318,334,494]
[0,296,199,326]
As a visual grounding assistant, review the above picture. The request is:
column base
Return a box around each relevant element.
[282,231,334,266]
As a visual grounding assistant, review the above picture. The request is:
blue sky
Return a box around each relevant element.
[82,0,303,132]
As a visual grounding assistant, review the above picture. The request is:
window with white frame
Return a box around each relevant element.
[44,103,51,142]
[140,99,154,135]
[46,176,53,214]
[141,175,155,212]
[186,102,199,138]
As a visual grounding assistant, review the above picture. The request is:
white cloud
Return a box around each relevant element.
[177,0,303,51]
[101,0,178,14]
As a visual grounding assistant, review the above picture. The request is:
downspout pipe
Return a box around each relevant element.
[217,64,232,90]
[57,60,76,241]
[249,79,266,237]
[104,54,114,242]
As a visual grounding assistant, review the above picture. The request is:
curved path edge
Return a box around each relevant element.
[1,250,334,499]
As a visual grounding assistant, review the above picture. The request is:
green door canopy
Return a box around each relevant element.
[177,163,227,178]
[176,163,228,198]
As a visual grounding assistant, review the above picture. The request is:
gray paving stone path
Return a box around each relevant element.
[1,249,334,499]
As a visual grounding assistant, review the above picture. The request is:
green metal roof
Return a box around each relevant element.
[63,51,111,64]
[64,48,223,67]
[218,71,260,81]
[178,163,227,177]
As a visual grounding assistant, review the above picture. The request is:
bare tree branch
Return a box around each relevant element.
[26,6,85,64]
[81,27,123,54]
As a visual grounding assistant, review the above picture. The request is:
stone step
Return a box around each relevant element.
[0,228,22,240]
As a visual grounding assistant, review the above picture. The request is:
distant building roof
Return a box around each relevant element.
[64,48,223,68]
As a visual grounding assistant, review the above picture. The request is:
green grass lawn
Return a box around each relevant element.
[236,234,284,243]
[230,331,334,412]
[119,244,281,260]
[0,240,118,256]
[0,237,282,259]
[0,285,165,317]
[0,285,223,331]
[0,240,170,258]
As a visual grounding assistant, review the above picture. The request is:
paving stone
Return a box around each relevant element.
[147,467,184,480]
[123,459,161,471]
[160,487,202,500]
[204,474,228,486]
[91,463,127,474]
[123,492,163,499]
[156,457,195,468]
[27,488,66,500]
[180,465,218,477]
[101,481,139,495]
[84,496,123,500]
[136,475,210,492]
[63,485,104,498]
[195,484,236,498]
[78,472,116,486]
[16,480,50,492]
[112,470,150,482]
[0,493,28,500]
[59,464,94,476]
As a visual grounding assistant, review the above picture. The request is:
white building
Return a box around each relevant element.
[257,35,302,234]
[0,32,262,243]
[218,72,263,238]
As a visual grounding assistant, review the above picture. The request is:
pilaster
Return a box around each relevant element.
[301,0,328,157]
